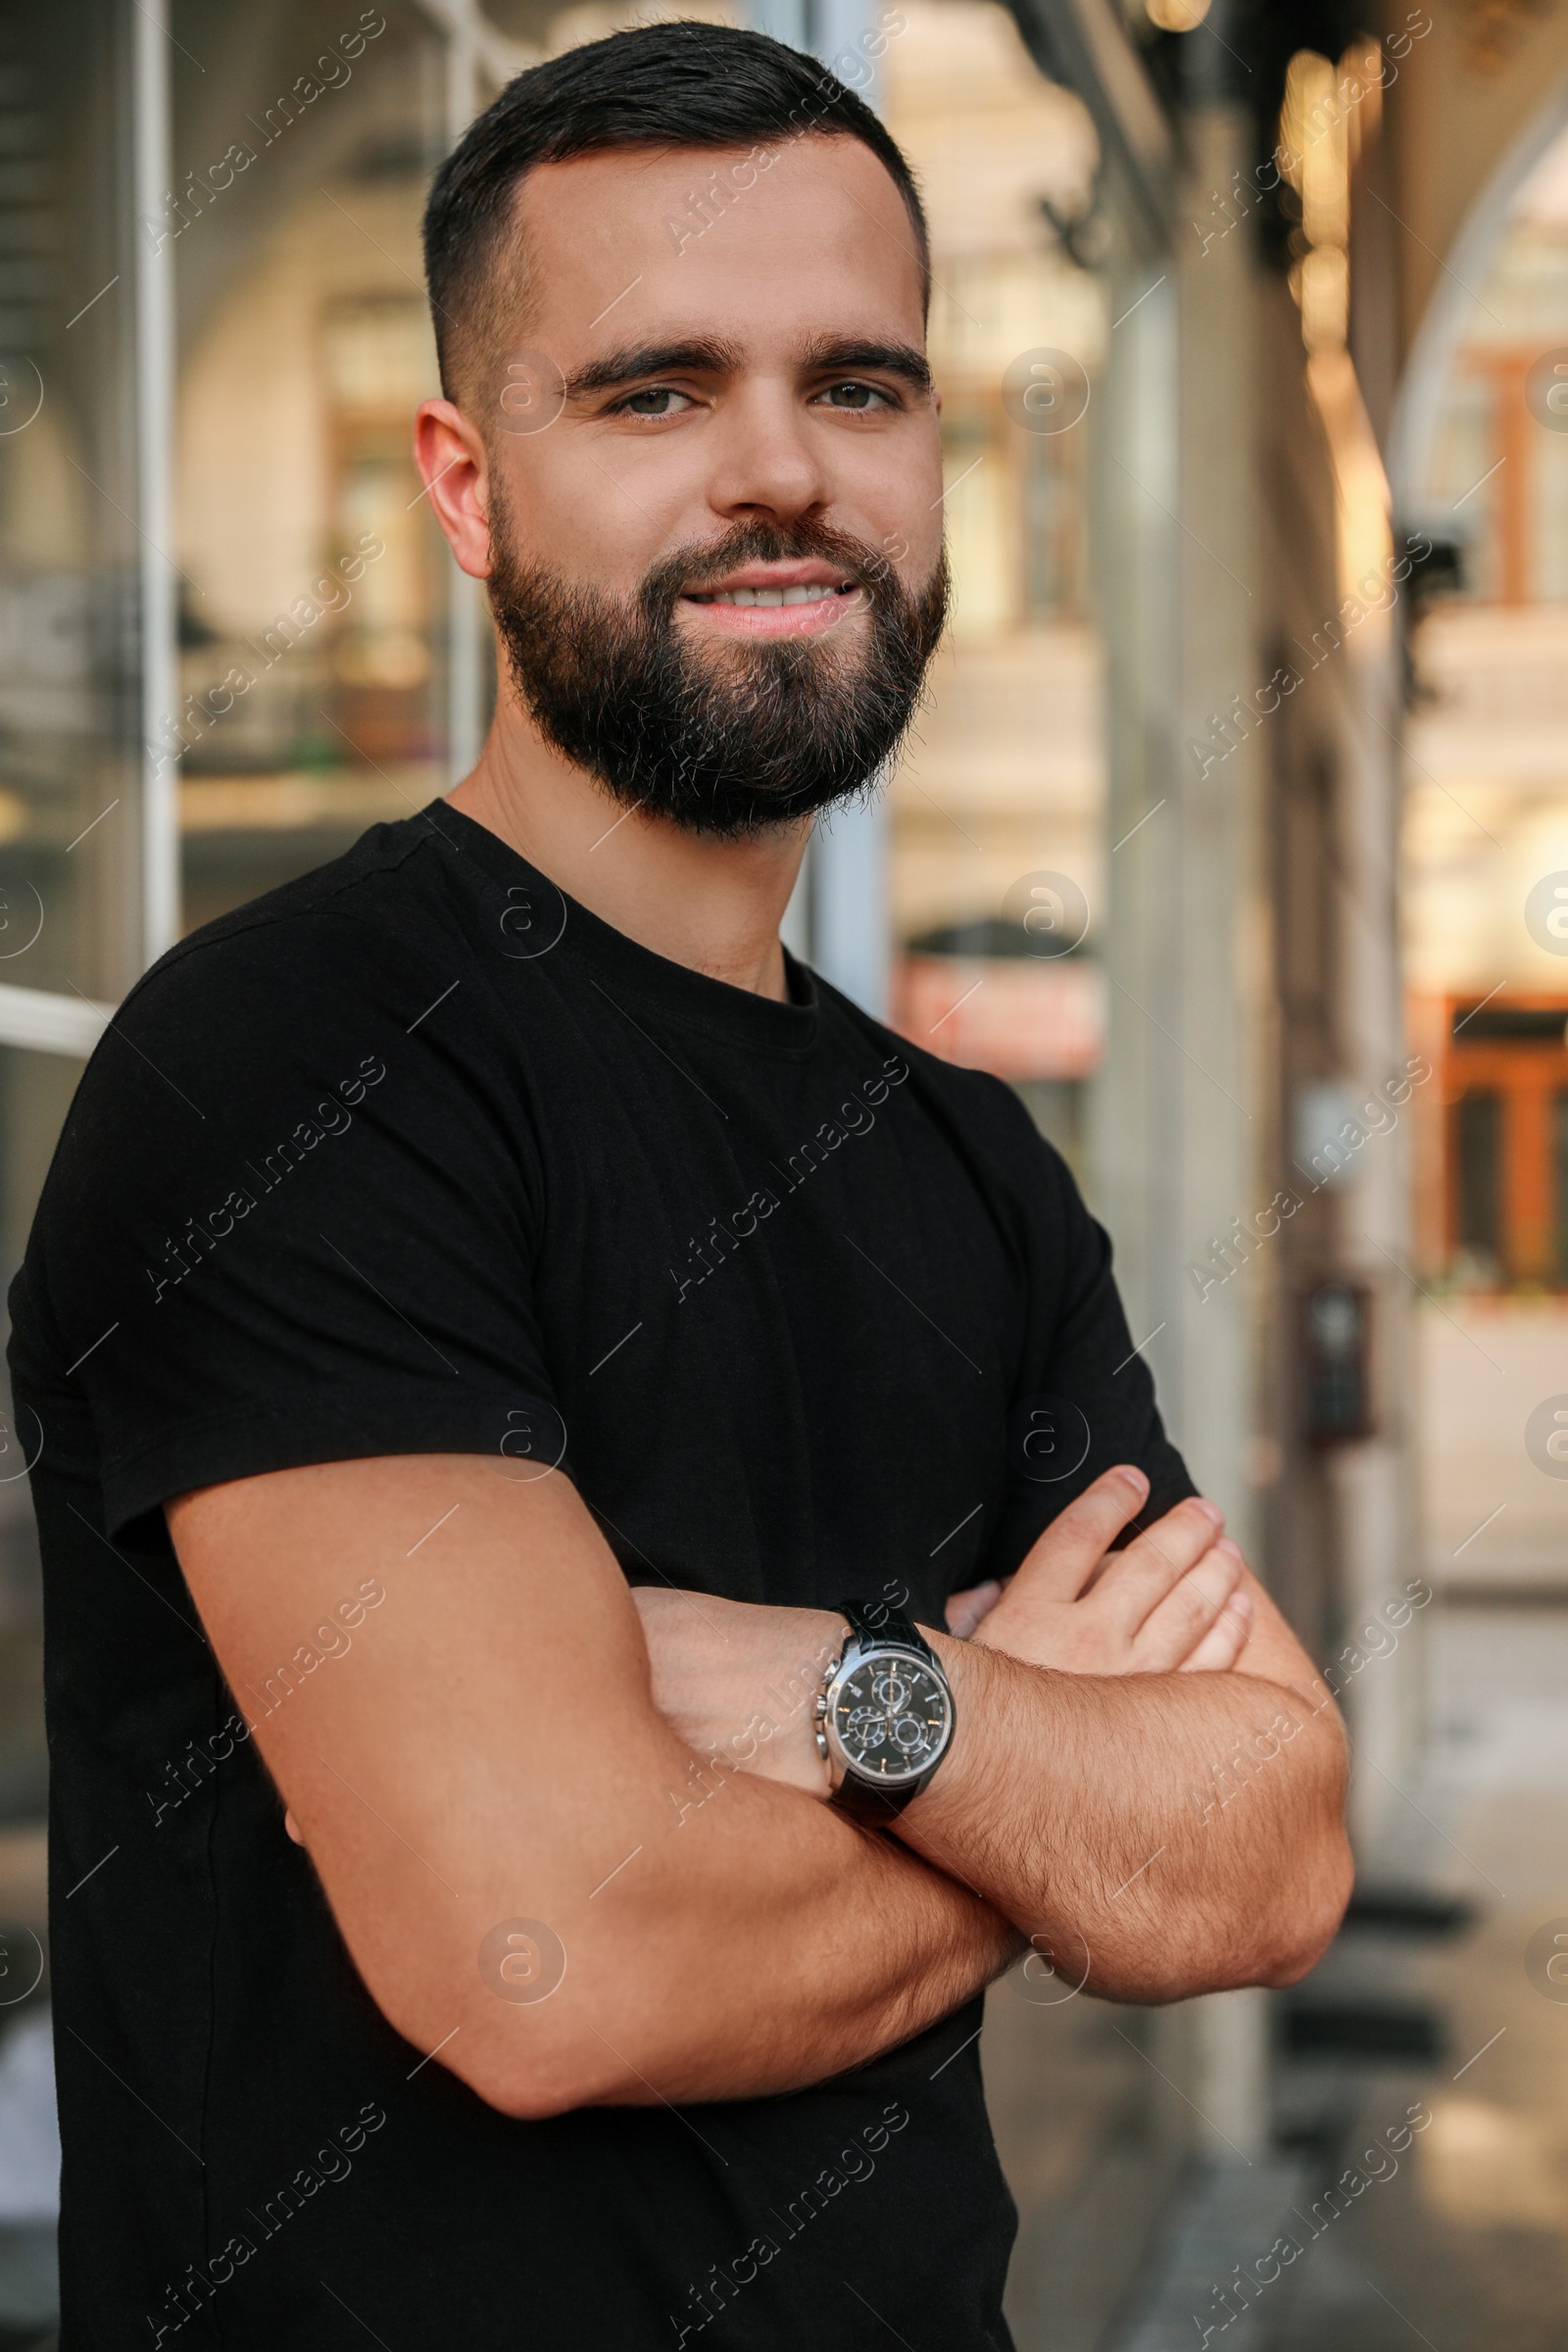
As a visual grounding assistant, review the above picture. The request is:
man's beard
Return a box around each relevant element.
[487,507,950,839]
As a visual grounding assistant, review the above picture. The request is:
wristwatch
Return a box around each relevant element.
[814,1597,956,1827]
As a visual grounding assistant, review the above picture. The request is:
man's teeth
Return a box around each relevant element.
[696,583,852,607]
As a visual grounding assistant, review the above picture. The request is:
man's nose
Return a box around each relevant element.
[703,383,832,520]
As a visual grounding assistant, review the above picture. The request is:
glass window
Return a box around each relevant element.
[1425,372,1494,599]
[0,1,141,1004]
[0,1044,82,1818]
[0,1,138,1864]
[170,0,469,933]
[1454,1088,1501,1263]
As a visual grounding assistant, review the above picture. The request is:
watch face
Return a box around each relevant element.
[829,1648,953,1786]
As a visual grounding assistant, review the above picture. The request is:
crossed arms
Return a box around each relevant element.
[168,1455,1351,2120]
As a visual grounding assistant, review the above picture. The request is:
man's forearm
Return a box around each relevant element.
[573,1772,1023,2110]
[173,1457,1021,2123]
[637,1584,1348,2006]
[626,1488,1350,2031]
[900,1635,1350,2001]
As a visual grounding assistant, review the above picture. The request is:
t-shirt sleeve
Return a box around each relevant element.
[973,1084,1198,1583]
[26,902,563,1540]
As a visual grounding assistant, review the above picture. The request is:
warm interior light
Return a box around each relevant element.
[1280,47,1354,356]
[1146,0,1212,29]
[1296,244,1349,352]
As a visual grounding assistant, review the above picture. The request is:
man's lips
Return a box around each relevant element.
[680,561,863,637]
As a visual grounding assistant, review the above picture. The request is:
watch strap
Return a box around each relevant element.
[840,1595,932,1661]
[831,1771,924,1826]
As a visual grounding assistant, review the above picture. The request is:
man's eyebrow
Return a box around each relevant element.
[563,335,935,401]
[564,340,744,398]
[798,338,933,394]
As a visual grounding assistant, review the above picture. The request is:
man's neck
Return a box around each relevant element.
[449,696,808,1004]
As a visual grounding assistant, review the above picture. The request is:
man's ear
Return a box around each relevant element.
[414,398,492,580]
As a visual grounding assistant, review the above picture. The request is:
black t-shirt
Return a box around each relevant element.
[9,801,1193,2350]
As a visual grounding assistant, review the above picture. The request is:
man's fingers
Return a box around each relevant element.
[945,1580,1004,1638]
[1178,1590,1254,1672]
[1010,1466,1152,1601]
[1093,1497,1227,1630]
[1128,1543,1244,1671]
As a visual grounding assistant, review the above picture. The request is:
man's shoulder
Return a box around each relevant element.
[27,805,511,1258]
[110,807,484,1062]
[9,808,521,1374]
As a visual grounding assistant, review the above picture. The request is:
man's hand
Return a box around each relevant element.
[631,1472,1253,1785]
[630,1465,1350,2000]
[963,1468,1254,1676]
[632,1587,840,1795]
[632,1474,1252,1782]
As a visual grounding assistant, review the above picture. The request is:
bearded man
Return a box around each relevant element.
[10,25,1349,2348]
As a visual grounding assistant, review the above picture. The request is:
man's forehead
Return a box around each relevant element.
[508,134,926,345]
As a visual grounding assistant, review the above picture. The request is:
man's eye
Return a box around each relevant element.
[614,387,691,418]
[819,380,891,411]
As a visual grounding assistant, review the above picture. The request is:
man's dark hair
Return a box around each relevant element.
[421,22,929,404]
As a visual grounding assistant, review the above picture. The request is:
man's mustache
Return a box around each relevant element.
[644,524,882,612]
